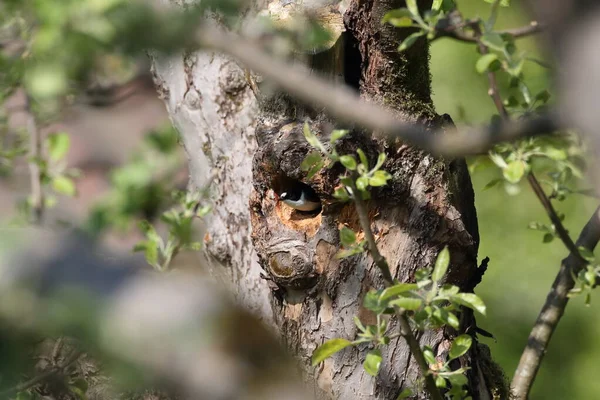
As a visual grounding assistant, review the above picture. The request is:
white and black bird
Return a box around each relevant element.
[279,183,321,213]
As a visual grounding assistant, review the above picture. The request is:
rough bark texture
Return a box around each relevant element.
[153,0,498,399]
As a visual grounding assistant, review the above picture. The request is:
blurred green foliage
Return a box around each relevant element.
[431,2,599,399]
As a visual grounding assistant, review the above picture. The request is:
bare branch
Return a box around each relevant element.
[511,207,600,399]
[197,25,560,158]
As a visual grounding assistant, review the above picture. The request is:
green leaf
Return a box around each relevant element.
[312,338,353,366]
[432,246,450,282]
[363,349,383,376]
[364,290,385,313]
[406,0,419,17]
[480,32,505,51]
[303,122,325,152]
[449,334,473,360]
[369,170,392,187]
[382,9,413,27]
[475,53,499,74]
[390,297,423,310]
[542,233,554,243]
[357,148,369,168]
[503,160,526,184]
[301,151,323,171]
[47,132,70,161]
[380,283,419,302]
[330,129,349,143]
[451,293,486,315]
[483,178,502,190]
[306,159,325,179]
[356,176,369,191]
[340,155,357,170]
[397,388,413,399]
[423,346,436,365]
[333,186,350,201]
[144,242,159,267]
[432,0,444,11]
[433,308,460,329]
[52,175,76,196]
[26,64,68,99]
[398,32,424,52]
[374,152,387,171]
[535,89,551,104]
[354,316,367,333]
[340,226,357,246]
[436,375,447,388]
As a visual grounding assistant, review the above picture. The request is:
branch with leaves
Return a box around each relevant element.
[303,124,486,399]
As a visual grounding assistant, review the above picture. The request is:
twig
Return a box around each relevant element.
[347,179,443,400]
[511,207,600,399]
[197,25,560,158]
[0,350,82,397]
[25,94,44,224]
[527,173,584,262]
[471,24,509,120]
[436,20,543,43]
[348,178,394,285]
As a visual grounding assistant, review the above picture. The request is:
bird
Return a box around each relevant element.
[279,183,322,213]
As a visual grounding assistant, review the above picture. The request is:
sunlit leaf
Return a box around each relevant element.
[449,334,472,360]
[432,246,450,282]
[312,338,353,366]
[363,349,383,376]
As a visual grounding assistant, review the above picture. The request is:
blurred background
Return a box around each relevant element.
[1,0,598,399]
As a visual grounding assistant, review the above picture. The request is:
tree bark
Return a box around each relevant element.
[152,1,500,399]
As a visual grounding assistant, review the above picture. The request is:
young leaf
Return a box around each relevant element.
[432,0,444,11]
[52,175,76,196]
[340,155,357,170]
[312,338,353,366]
[356,176,369,191]
[380,283,419,302]
[303,122,325,152]
[451,293,486,315]
[47,132,70,161]
[449,334,473,360]
[330,129,349,143]
[339,226,357,247]
[406,0,419,18]
[475,53,499,74]
[432,246,450,282]
[363,349,383,376]
[301,151,323,171]
[398,32,424,52]
[357,148,369,168]
[390,297,423,310]
[382,9,413,27]
[503,160,526,184]
[397,388,413,399]
[436,375,447,388]
[369,170,392,187]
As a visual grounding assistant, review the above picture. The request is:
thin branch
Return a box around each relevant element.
[348,177,394,286]
[196,25,560,158]
[0,350,82,397]
[471,24,509,119]
[25,94,44,224]
[527,173,585,262]
[436,20,544,43]
[511,207,600,399]
[347,179,443,400]
[398,312,443,400]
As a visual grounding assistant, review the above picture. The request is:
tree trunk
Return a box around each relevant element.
[152,1,500,399]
